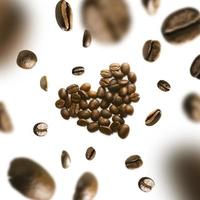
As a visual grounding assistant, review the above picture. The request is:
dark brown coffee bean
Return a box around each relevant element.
[105,92,113,102]
[125,155,143,169]
[89,99,100,110]
[88,90,97,98]
[142,0,160,15]
[79,100,89,110]
[100,109,112,118]
[87,122,99,132]
[71,93,81,103]
[55,99,65,109]
[112,94,123,106]
[162,7,200,43]
[91,110,100,121]
[127,84,136,94]
[97,87,106,98]
[118,105,128,118]
[86,147,96,160]
[8,158,55,200]
[118,79,129,86]
[123,95,131,104]
[56,0,72,31]
[108,83,121,93]
[72,66,85,76]
[99,126,113,135]
[77,119,89,126]
[83,30,92,48]
[121,63,130,75]
[109,63,121,72]
[78,90,89,100]
[128,72,137,83]
[111,70,124,79]
[119,87,128,97]
[190,55,200,79]
[145,109,161,126]
[33,122,48,137]
[118,124,129,139]
[61,150,71,169]
[125,104,134,115]
[100,99,110,109]
[143,40,161,62]
[138,177,155,192]
[110,122,121,132]
[157,80,171,92]
[109,79,118,85]
[100,69,112,78]
[78,110,91,119]
[80,83,91,92]
[99,78,110,87]
[112,115,124,124]
[109,105,119,114]
[130,93,140,102]
[17,50,37,69]
[69,103,80,118]
[67,84,79,94]
[40,76,48,91]
[98,117,111,126]
[58,88,67,99]
[61,108,70,120]
[73,172,98,200]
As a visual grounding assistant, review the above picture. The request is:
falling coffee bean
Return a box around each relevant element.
[73,172,98,200]
[40,76,48,91]
[145,109,161,126]
[61,150,71,169]
[125,155,143,169]
[138,177,155,192]
[162,7,200,43]
[83,30,92,48]
[17,50,37,69]
[142,0,160,15]
[8,158,55,200]
[190,55,200,79]
[157,80,171,92]
[55,0,73,31]
[143,40,161,62]
[118,124,130,139]
[33,122,48,137]
[86,147,96,160]
[72,66,85,76]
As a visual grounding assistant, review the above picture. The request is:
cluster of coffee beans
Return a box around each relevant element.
[55,63,139,139]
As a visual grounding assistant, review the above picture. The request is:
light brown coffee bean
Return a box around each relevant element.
[61,150,71,169]
[58,88,67,99]
[130,93,140,102]
[138,177,155,192]
[125,155,143,169]
[78,110,91,119]
[40,76,48,91]
[100,109,112,118]
[91,110,100,121]
[118,124,129,139]
[100,69,112,78]
[87,122,99,133]
[67,84,79,94]
[79,100,89,110]
[33,122,48,137]
[121,63,130,75]
[128,72,137,83]
[127,84,136,94]
[118,79,129,87]
[83,30,92,48]
[109,105,119,114]
[89,99,100,110]
[97,87,106,98]
[142,0,160,15]
[157,80,171,92]
[72,66,85,76]
[119,87,128,97]
[80,83,91,92]
[61,108,70,120]
[190,55,200,79]
[69,103,80,118]
[99,126,113,135]
[77,119,89,126]
[86,147,96,160]
[98,117,111,126]
[109,63,121,72]
[145,109,161,126]
[125,104,134,115]
[55,99,65,109]
[88,90,97,98]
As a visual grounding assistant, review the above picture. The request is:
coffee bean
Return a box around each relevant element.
[79,100,89,110]
[73,172,98,200]
[55,99,65,108]
[121,63,130,75]
[40,76,48,91]
[61,150,71,169]
[190,55,200,79]
[100,109,112,118]
[138,177,155,192]
[56,0,72,31]
[112,115,124,124]
[97,87,106,98]
[72,66,85,76]
[145,109,161,126]
[99,78,110,87]
[67,84,79,94]
[142,0,160,15]
[89,99,100,110]
[78,110,91,119]
[125,155,143,169]
[91,110,100,121]
[83,30,92,48]
[105,92,113,102]
[100,69,112,78]
[128,72,137,83]
[109,105,119,114]
[8,158,55,200]
[112,94,123,106]
[61,108,70,119]
[123,95,131,104]
[17,50,37,69]
[58,88,67,99]
[33,122,48,137]
[108,82,121,93]
[78,90,89,100]
[130,93,140,102]
[98,117,111,126]
[87,122,99,132]
[143,40,161,62]
[157,80,171,92]
[119,87,128,97]
[118,124,129,139]
[162,7,200,43]
[80,83,91,92]
[109,63,121,72]
[111,70,124,79]
[125,104,134,115]
[88,90,97,98]
[110,122,121,132]
[71,93,81,103]
[69,103,80,118]
[127,84,136,94]
[100,99,110,109]
[86,147,96,160]
[65,96,72,108]
[118,104,128,118]
[99,126,113,135]
[118,79,129,87]
[77,119,89,126]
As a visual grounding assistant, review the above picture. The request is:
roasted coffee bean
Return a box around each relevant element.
[71,93,81,103]
[67,84,79,94]
[78,90,89,100]
[130,93,140,102]
[100,69,112,78]
[109,105,119,114]
[162,7,200,43]
[123,95,131,104]
[119,87,128,97]
[87,122,99,133]
[100,99,110,109]
[112,115,124,124]
[118,105,127,118]
[110,122,121,132]
[190,55,200,79]
[125,104,134,115]
[118,79,129,87]
[127,84,136,94]
[55,99,65,108]
[80,83,91,92]
[77,119,89,126]
[83,30,92,48]
[100,109,112,118]
[98,117,111,126]
[33,122,48,137]
[108,83,121,93]
[56,0,72,31]
[99,78,110,87]
[97,87,106,98]
[138,177,155,192]
[8,158,55,200]
[78,110,91,119]
[143,40,161,62]
[58,88,67,99]
[111,70,124,79]
[61,108,70,120]
[17,50,37,69]
[121,63,130,75]
[125,155,143,169]
[61,150,71,169]
[88,90,97,98]
[118,124,129,139]
[142,0,160,15]
[40,76,48,91]
[145,109,161,126]
[99,126,113,135]
[69,103,80,118]
[89,99,100,110]
[112,94,123,106]
[105,92,113,102]
[157,80,171,92]
[91,110,100,121]
[109,63,121,72]
[80,100,89,110]
[72,66,85,76]
[86,147,96,160]
[128,72,137,83]
[73,172,98,200]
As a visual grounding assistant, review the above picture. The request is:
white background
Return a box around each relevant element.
[0,0,200,199]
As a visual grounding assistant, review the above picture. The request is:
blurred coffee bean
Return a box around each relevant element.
[97,87,106,98]
[109,63,121,72]
[98,117,110,126]
[71,93,81,103]
[145,109,161,126]
[40,76,48,91]
[78,110,91,119]
[125,155,143,169]
[127,84,136,94]
[88,90,97,98]
[109,105,119,114]
[112,70,124,79]
[91,110,100,121]
[118,124,129,139]
[121,63,130,75]
[86,147,96,160]
[190,55,200,79]
[157,80,171,92]
[78,90,89,100]
[125,104,134,115]
[89,99,100,110]
[61,108,70,120]
[100,69,112,78]
[105,92,113,102]
[77,119,89,126]
[142,0,160,15]
[100,99,110,109]
[130,93,140,102]
[99,126,113,135]
[87,122,99,132]
[80,83,91,92]
[80,100,89,110]
[67,84,79,94]
[33,122,48,137]
[112,94,123,106]
[72,66,85,76]
[118,79,129,87]
[83,30,92,48]
[61,150,71,169]
[138,177,155,192]
[99,78,110,87]
[100,109,112,118]
[128,72,137,83]
[69,103,80,118]
[123,95,131,104]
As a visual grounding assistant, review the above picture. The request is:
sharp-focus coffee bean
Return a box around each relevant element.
[145,109,161,126]
[125,155,143,169]
[80,83,91,92]
[55,99,65,109]
[112,94,123,106]
[118,124,129,139]
[128,72,137,83]
[190,55,200,79]
[100,69,112,78]
[162,7,200,43]
[127,84,136,94]
[78,90,89,100]
[80,100,89,110]
[105,92,113,102]
[138,177,155,192]
[72,66,85,76]
[121,63,130,75]
[61,108,70,120]
[33,122,48,137]
[142,0,160,15]
[87,122,99,133]
[67,84,79,94]
[99,126,113,135]
[130,93,140,102]
[89,99,100,110]
[56,0,72,31]
[111,70,124,79]
[88,90,97,98]
[125,104,134,115]
[109,63,121,72]
[61,150,71,169]
[86,147,96,160]
[119,87,128,97]
[17,50,37,69]
[100,109,112,118]
[78,110,91,119]
[97,87,106,98]
[8,158,55,200]
[100,99,110,109]
[73,172,98,200]
[40,76,48,91]
[109,105,119,114]
[58,88,67,99]
[118,79,129,87]
[157,80,171,92]
[143,40,161,62]
[110,122,121,132]
[98,117,111,126]
[77,119,89,126]
[71,93,81,103]
[69,103,80,118]
[91,110,100,121]
[83,30,92,48]
[123,95,131,104]
[99,78,110,87]
[0,102,13,133]
[112,115,124,124]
